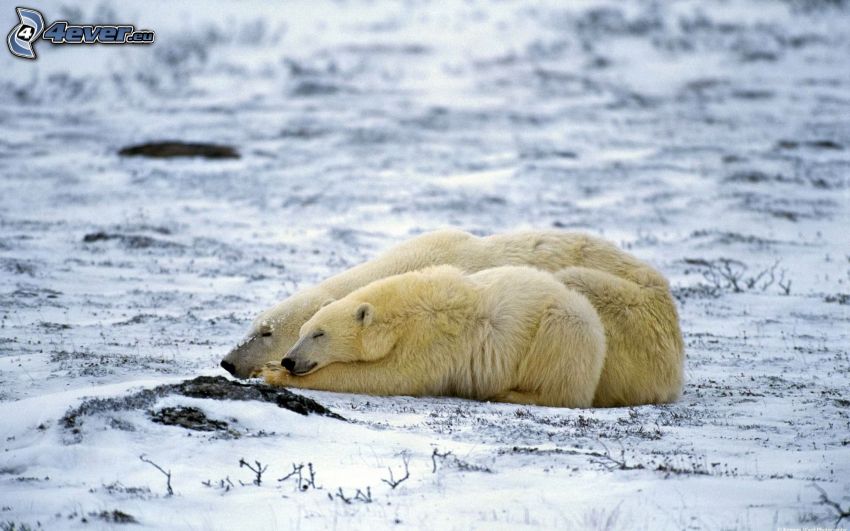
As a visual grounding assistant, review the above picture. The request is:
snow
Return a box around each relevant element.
[1,0,849,529]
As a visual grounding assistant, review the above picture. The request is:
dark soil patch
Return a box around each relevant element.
[149,406,230,432]
[724,170,801,186]
[39,321,71,331]
[61,376,343,442]
[173,377,340,419]
[82,232,181,250]
[91,510,137,524]
[824,293,850,305]
[689,229,785,248]
[775,139,843,151]
[118,141,239,159]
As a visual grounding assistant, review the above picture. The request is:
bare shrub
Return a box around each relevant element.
[683,258,790,295]
[813,483,850,526]
[238,458,268,486]
[139,455,173,496]
[381,453,410,489]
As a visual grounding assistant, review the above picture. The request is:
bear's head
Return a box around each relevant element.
[281,296,396,375]
[220,291,333,378]
[280,266,470,376]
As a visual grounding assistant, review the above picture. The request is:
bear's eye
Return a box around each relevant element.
[311,331,325,339]
[261,331,272,338]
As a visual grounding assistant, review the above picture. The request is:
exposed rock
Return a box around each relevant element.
[118,141,239,159]
[61,376,343,442]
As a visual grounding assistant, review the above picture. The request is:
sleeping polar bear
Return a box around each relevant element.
[262,264,682,407]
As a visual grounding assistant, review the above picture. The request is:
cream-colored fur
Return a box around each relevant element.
[224,229,685,390]
[263,266,608,408]
[553,267,684,406]
[263,259,685,407]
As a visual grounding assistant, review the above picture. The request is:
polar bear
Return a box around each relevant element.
[263,266,608,408]
[223,229,683,388]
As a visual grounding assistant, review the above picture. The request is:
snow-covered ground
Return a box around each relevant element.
[1,1,849,529]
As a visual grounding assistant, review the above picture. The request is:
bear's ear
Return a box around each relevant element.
[355,303,374,327]
[320,298,335,309]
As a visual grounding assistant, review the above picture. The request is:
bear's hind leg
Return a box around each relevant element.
[514,294,607,408]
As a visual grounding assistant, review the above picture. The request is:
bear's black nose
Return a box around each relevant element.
[281,358,296,372]
[220,360,236,375]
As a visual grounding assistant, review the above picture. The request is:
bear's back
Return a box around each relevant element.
[468,266,568,339]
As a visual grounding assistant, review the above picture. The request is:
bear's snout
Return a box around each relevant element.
[220,360,236,375]
[282,337,318,375]
[281,353,318,376]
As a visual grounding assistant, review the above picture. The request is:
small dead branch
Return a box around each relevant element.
[139,454,173,496]
[239,458,268,486]
[596,441,629,470]
[746,259,780,291]
[706,258,745,293]
[306,463,318,489]
[278,463,303,484]
[381,453,410,489]
[686,257,788,295]
[330,487,350,504]
[430,448,492,473]
[778,269,792,295]
[812,483,850,526]
[201,476,234,493]
[277,462,318,491]
[329,486,372,504]
[432,448,452,473]
[593,441,644,472]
